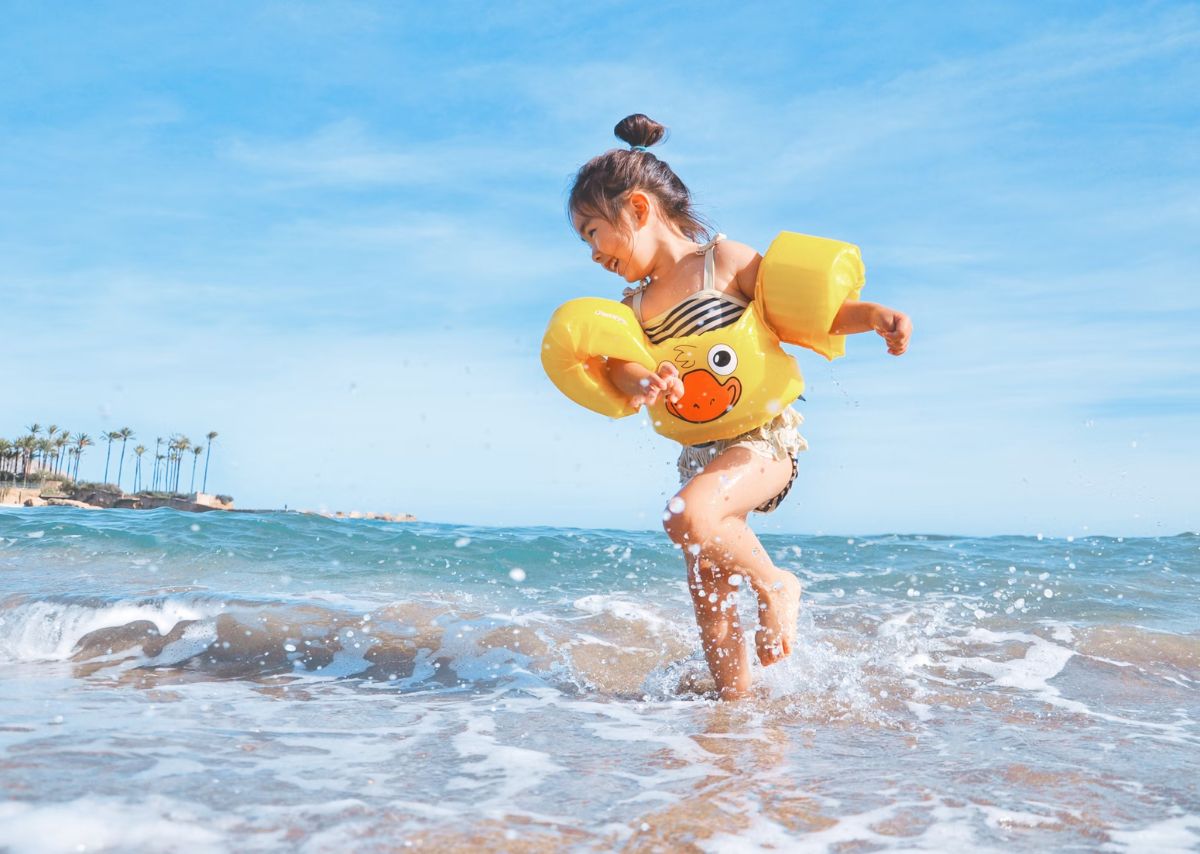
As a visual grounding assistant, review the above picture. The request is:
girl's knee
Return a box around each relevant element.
[663,500,717,547]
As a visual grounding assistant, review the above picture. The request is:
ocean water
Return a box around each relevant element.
[0,508,1197,853]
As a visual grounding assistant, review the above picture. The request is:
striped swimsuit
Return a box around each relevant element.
[628,234,749,344]
[625,235,803,514]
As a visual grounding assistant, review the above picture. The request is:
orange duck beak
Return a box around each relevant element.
[665,370,742,424]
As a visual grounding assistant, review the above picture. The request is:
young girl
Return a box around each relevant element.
[567,114,911,700]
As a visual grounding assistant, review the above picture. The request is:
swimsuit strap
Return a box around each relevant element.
[695,233,726,255]
[622,280,651,323]
[696,233,726,292]
[627,233,726,324]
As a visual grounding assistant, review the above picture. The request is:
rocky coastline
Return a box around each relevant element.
[1,485,415,523]
[0,485,235,513]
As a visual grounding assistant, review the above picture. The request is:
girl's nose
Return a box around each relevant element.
[591,249,604,264]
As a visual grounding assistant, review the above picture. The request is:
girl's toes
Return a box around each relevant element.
[755,630,783,666]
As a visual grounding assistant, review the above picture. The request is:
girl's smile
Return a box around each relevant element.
[574,214,640,283]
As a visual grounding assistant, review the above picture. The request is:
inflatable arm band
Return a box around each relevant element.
[540,298,655,418]
[755,231,865,360]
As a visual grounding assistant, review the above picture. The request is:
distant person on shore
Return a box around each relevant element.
[559,114,911,699]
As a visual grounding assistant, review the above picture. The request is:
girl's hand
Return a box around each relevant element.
[609,359,684,409]
[872,307,912,356]
[632,362,684,408]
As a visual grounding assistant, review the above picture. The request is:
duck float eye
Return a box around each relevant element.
[707,344,738,376]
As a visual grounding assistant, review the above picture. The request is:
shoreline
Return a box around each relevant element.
[0,486,415,523]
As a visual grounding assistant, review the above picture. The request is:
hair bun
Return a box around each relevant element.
[614,114,667,149]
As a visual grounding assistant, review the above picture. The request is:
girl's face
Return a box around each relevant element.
[572,196,650,283]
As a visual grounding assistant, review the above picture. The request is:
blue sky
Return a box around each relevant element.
[3,1,1197,536]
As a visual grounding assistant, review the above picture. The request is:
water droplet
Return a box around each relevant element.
[509,568,527,582]
[454,537,471,548]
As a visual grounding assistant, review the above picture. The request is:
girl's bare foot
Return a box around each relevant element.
[755,572,802,666]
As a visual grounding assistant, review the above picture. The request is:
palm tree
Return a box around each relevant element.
[151,437,163,490]
[53,433,70,475]
[17,434,36,486]
[26,423,41,439]
[102,431,119,484]
[35,438,53,481]
[3,439,18,480]
[166,436,178,492]
[132,445,147,492]
[168,435,190,494]
[43,426,59,476]
[115,427,134,492]
[73,433,93,481]
[176,436,191,493]
[202,431,218,493]
[189,446,204,493]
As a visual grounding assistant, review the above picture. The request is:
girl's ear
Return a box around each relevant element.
[627,191,651,228]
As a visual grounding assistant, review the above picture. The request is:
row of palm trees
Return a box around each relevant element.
[1,423,219,496]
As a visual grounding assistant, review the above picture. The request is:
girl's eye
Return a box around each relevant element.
[707,344,738,376]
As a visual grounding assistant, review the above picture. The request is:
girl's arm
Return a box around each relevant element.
[830,301,912,356]
[609,294,684,408]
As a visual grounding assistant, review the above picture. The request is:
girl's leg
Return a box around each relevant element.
[664,447,803,696]
[685,551,752,699]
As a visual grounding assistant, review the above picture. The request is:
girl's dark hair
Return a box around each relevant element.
[568,114,711,242]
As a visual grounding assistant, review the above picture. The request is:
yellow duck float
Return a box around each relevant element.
[542,231,866,445]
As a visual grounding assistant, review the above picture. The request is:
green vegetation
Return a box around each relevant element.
[2,422,223,499]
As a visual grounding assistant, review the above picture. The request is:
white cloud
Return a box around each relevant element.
[220,118,567,189]
[221,120,442,186]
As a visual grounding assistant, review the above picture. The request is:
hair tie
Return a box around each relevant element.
[631,145,649,152]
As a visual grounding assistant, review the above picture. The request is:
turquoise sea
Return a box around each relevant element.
[1,508,1197,852]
